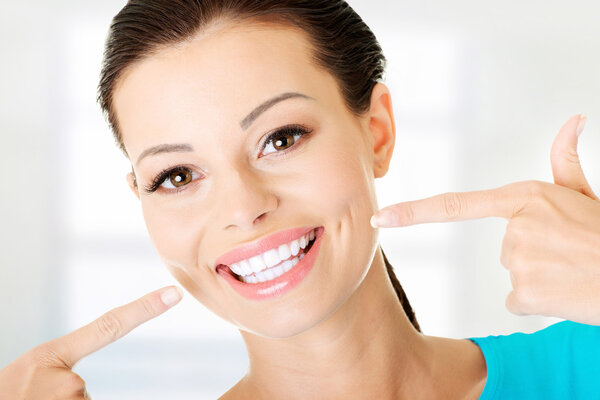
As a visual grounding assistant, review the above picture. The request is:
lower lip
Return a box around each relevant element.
[217,226,324,300]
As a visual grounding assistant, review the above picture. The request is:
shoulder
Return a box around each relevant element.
[473,320,600,362]
[218,378,252,400]
[469,321,600,400]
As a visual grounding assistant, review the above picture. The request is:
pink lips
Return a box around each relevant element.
[216,226,324,300]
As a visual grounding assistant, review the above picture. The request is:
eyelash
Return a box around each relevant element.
[143,165,198,194]
[143,124,313,194]
[260,123,312,157]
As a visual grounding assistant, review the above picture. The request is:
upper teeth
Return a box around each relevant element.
[229,229,316,277]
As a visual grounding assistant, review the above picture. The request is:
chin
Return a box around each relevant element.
[237,263,374,340]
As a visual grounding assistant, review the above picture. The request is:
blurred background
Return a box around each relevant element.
[1,0,599,398]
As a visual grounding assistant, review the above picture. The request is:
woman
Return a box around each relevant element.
[1,1,599,398]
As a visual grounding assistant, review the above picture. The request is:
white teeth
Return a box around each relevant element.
[240,255,303,283]
[263,249,281,268]
[240,259,252,275]
[299,235,307,249]
[249,255,267,273]
[257,269,270,283]
[290,239,300,256]
[263,268,275,281]
[272,264,284,277]
[281,259,294,273]
[278,243,291,261]
[230,228,319,284]
[231,263,244,275]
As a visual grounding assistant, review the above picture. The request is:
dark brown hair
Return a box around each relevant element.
[97,0,420,332]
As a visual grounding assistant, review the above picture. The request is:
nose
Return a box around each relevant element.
[216,165,278,231]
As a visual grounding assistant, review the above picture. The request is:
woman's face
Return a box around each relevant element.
[113,21,390,338]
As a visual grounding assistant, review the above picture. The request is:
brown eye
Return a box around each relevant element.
[169,170,192,187]
[144,166,202,194]
[272,133,295,151]
[261,125,312,157]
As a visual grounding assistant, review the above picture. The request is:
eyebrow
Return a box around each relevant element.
[136,91,313,165]
[136,143,194,166]
[239,92,314,130]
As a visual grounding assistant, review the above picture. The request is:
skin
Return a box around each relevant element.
[116,20,385,339]
[1,19,598,400]
[115,21,487,399]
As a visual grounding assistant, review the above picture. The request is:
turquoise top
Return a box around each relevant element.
[469,320,600,399]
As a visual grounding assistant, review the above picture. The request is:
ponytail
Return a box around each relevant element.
[381,247,420,332]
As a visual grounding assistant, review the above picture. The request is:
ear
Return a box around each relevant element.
[367,82,396,178]
[126,171,140,200]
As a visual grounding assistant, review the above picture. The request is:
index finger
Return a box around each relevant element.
[44,285,183,368]
[372,183,526,227]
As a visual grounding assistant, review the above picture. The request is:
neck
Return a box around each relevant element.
[235,249,437,399]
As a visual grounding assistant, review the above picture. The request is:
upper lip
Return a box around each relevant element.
[214,226,318,269]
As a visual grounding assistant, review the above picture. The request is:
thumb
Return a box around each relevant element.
[550,114,598,200]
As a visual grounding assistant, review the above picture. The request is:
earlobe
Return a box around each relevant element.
[126,172,140,200]
[367,83,396,178]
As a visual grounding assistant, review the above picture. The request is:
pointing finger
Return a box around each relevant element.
[43,286,183,369]
[371,184,524,227]
[550,114,598,200]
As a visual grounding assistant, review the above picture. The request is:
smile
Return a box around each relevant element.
[230,228,315,283]
[215,226,324,300]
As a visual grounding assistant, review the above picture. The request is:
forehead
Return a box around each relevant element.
[113,21,342,149]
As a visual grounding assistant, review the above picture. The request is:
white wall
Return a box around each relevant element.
[1,1,599,398]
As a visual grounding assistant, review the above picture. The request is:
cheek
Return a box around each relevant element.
[308,134,377,224]
[294,133,379,291]
[140,199,205,267]
[144,203,238,322]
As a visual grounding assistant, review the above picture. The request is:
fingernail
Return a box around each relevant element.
[370,209,395,228]
[576,114,587,137]
[161,287,183,307]
[370,214,379,228]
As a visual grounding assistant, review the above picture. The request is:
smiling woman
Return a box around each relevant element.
[3,0,600,399]
[97,0,441,397]
[108,8,419,342]
[100,0,424,339]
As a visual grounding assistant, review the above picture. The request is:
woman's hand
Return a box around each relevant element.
[0,286,182,399]
[371,114,600,325]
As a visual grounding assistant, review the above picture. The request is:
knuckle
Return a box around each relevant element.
[524,180,547,201]
[523,181,557,211]
[563,148,581,165]
[66,372,86,390]
[30,345,67,368]
[505,291,522,314]
[551,145,580,166]
[506,246,524,271]
[506,218,524,237]
[96,312,124,341]
[441,192,462,220]
[511,286,538,313]
[140,297,160,317]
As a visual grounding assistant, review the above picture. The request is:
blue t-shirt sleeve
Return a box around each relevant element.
[470,320,600,400]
